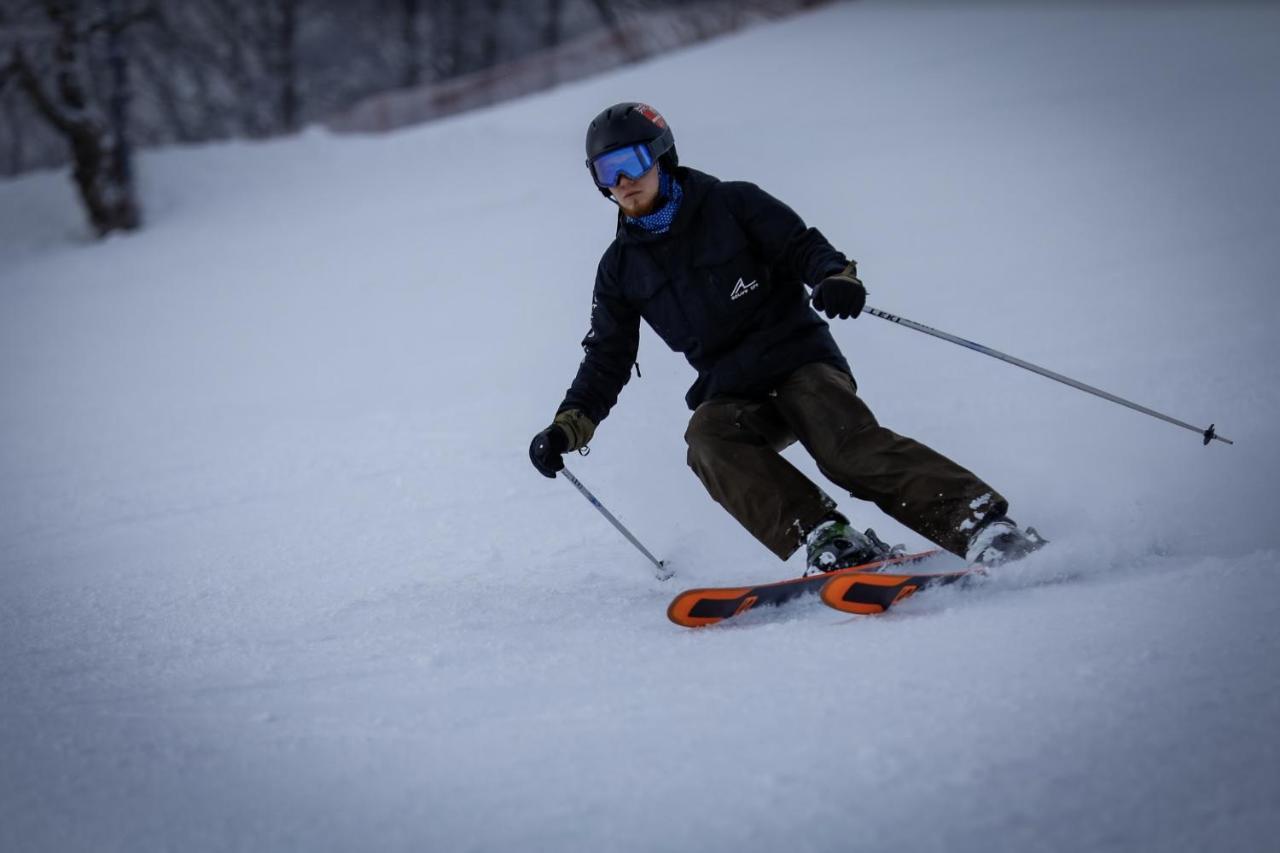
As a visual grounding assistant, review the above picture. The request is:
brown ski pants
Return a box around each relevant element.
[685,362,1007,560]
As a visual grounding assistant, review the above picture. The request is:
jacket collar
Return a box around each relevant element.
[615,167,715,245]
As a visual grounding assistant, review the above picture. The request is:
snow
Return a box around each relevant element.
[3,2,1279,851]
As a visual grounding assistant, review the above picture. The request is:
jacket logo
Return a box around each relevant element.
[730,277,759,301]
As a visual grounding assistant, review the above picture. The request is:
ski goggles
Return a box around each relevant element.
[588,143,657,188]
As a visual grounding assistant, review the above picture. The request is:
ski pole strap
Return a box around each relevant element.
[561,467,673,580]
[863,305,1233,446]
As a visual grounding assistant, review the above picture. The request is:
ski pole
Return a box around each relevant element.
[561,467,673,580]
[863,305,1233,447]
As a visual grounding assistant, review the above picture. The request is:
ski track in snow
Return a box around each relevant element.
[3,2,1280,851]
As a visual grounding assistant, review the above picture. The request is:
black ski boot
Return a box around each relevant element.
[965,516,1048,566]
[804,514,904,576]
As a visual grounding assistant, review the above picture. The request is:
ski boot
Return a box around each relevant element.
[965,516,1048,567]
[804,514,904,576]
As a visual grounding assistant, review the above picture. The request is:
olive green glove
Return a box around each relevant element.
[553,409,596,451]
[528,409,597,478]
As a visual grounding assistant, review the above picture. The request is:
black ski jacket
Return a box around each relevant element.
[558,167,852,425]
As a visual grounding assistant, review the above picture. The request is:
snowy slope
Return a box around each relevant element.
[3,2,1279,851]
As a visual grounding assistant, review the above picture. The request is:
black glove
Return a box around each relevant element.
[811,263,866,320]
[529,424,570,478]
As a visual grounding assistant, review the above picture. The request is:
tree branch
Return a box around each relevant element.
[11,47,80,136]
[86,3,160,38]
[0,53,18,94]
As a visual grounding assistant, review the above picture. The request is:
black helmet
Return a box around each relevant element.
[585,102,678,198]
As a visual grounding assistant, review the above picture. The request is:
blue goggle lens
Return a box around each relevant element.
[590,144,655,187]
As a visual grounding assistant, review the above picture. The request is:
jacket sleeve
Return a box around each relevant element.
[557,254,640,426]
[722,180,850,287]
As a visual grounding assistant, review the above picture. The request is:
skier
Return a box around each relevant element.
[529,102,1044,572]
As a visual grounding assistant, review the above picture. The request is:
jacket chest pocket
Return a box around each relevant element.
[624,257,693,352]
[640,285,695,351]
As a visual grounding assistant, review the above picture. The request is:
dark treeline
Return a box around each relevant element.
[0,0,691,235]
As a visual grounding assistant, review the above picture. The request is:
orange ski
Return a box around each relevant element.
[667,550,941,628]
[819,566,983,615]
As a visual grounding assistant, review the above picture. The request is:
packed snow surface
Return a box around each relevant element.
[3,3,1279,851]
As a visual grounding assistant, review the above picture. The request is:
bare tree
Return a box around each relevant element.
[480,0,501,70]
[1,93,24,174]
[3,0,145,236]
[543,0,563,51]
[271,0,299,132]
[542,0,563,86]
[398,0,423,89]
[431,0,465,80]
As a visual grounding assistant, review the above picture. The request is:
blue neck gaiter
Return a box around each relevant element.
[625,170,683,234]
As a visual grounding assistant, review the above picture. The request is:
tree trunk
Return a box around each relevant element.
[448,0,465,77]
[275,0,299,132]
[543,0,562,51]
[2,95,25,175]
[481,0,501,70]
[105,0,135,211]
[543,0,563,87]
[399,0,422,88]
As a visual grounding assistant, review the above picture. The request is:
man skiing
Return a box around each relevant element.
[530,102,1043,572]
